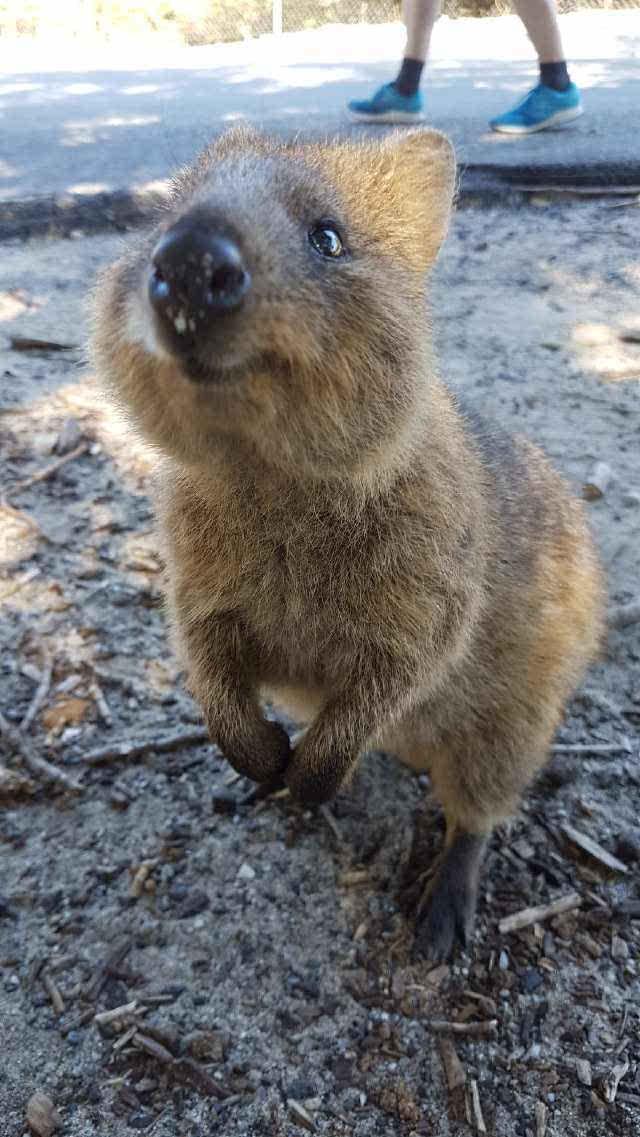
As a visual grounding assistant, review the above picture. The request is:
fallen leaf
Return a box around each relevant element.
[42,697,91,734]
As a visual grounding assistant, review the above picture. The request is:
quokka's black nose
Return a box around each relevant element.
[148,223,250,338]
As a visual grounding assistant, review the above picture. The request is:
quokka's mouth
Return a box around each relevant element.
[181,351,256,387]
[181,349,294,388]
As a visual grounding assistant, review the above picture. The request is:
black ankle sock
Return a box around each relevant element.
[539,61,570,92]
[393,56,425,98]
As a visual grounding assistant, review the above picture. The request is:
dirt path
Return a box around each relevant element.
[1,200,638,1136]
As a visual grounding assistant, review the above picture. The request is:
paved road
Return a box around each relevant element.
[0,10,638,220]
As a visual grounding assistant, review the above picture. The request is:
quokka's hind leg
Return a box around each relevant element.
[414,826,488,961]
[412,734,547,961]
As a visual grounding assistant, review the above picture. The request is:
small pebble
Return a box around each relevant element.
[26,1092,59,1137]
[237,862,256,881]
[521,969,543,993]
[611,934,629,961]
[127,1111,155,1130]
[174,890,209,919]
[211,790,238,815]
[498,950,509,970]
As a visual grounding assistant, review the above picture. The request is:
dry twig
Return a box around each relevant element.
[551,742,630,755]
[499,892,582,934]
[133,1031,174,1064]
[603,1057,629,1104]
[8,441,89,496]
[9,335,76,352]
[562,824,628,874]
[439,1038,465,1091]
[319,803,343,845]
[82,726,210,765]
[20,647,52,732]
[427,1019,498,1038]
[0,709,83,794]
[89,679,113,727]
[94,1001,138,1026]
[41,972,65,1015]
[469,1080,487,1134]
[84,936,132,1001]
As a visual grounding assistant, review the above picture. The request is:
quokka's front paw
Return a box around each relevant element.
[212,716,291,785]
[285,751,347,806]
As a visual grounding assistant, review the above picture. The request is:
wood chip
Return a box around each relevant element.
[499,892,582,934]
[26,1092,59,1137]
[171,1056,231,1099]
[0,709,84,794]
[426,1019,498,1038]
[48,954,78,976]
[288,1099,316,1132]
[94,1001,138,1026]
[535,1100,547,1137]
[561,824,628,874]
[425,963,449,988]
[112,1024,138,1053]
[611,934,629,961]
[82,726,210,765]
[608,600,640,629]
[129,860,157,899]
[339,869,369,886]
[576,1059,592,1087]
[133,1031,174,1064]
[583,462,612,501]
[84,936,132,1001]
[603,1057,629,1104]
[41,971,65,1015]
[59,1008,94,1037]
[439,1038,466,1092]
[462,990,498,1017]
[0,763,36,797]
[470,1079,487,1134]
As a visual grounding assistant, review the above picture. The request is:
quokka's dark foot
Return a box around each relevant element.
[413,831,486,962]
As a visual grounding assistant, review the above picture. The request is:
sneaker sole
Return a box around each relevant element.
[490,104,583,135]
[347,108,425,124]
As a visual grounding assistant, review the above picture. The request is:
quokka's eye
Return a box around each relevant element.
[308,222,345,259]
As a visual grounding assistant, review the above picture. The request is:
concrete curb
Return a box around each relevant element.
[1,163,639,242]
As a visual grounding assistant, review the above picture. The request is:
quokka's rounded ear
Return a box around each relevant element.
[380,128,457,265]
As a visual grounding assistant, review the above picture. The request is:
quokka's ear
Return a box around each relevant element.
[381,129,456,263]
[319,128,456,273]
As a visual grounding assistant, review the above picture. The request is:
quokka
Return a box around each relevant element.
[92,127,603,958]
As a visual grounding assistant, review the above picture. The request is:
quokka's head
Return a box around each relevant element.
[92,127,455,480]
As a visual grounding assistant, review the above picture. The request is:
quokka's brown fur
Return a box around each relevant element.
[92,126,603,958]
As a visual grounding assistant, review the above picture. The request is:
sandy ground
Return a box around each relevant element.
[0,197,639,1136]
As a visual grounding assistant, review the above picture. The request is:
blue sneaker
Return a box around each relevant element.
[347,82,424,124]
[490,82,583,134]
